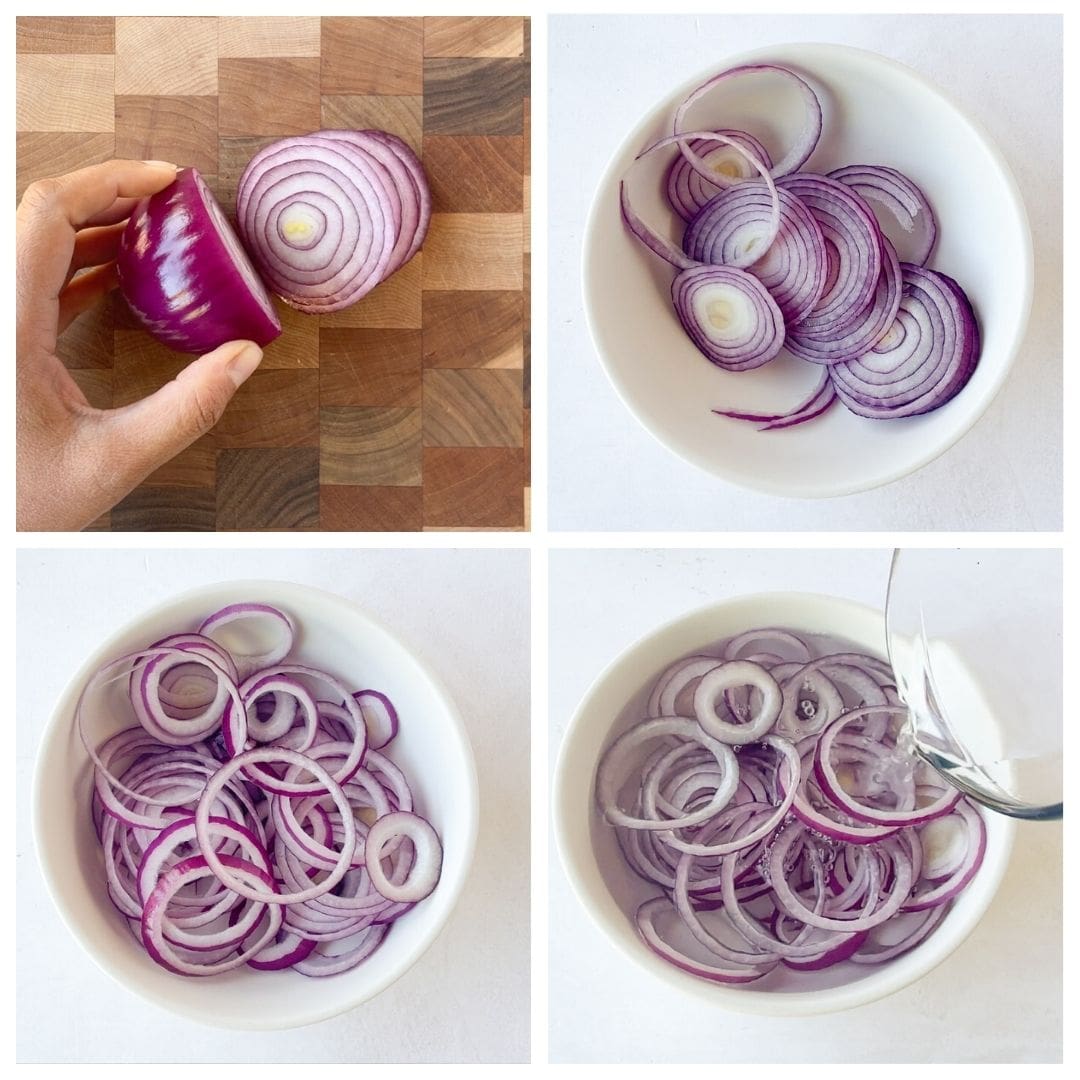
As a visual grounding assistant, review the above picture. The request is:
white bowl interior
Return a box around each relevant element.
[583,43,1032,497]
[554,592,1014,1015]
[33,581,478,1030]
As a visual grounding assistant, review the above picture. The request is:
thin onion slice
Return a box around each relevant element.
[672,265,785,371]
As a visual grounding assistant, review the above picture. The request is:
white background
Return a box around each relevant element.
[549,14,1062,531]
[548,548,1062,1063]
[15,548,530,1064]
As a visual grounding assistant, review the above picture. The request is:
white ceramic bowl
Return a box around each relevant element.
[33,581,479,1029]
[583,43,1032,497]
[553,592,1014,1015]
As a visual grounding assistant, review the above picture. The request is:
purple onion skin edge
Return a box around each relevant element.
[116,167,282,354]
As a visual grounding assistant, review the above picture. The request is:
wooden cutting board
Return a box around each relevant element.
[16,16,530,531]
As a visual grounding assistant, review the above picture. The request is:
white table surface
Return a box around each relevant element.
[549,14,1062,531]
[16,548,530,1064]
[548,549,1062,1063]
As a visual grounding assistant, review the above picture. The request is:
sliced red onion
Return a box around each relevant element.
[776,173,884,336]
[600,627,985,987]
[637,897,774,983]
[621,62,980,429]
[647,655,723,717]
[352,689,399,749]
[622,129,780,271]
[672,265,785,371]
[294,923,391,978]
[829,164,938,266]
[674,64,823,179]
[236,130,429,313]
[901,801,986,910]
[198,603,295,681]
[141,855,283,976]
[829,264,981,418]
[693,661,782,744]
[597,717,739,830]
[685,181,826,325]
[116,167,282,353]
[814,705,963,826]
[364,812,443,904]
[786,236,903,364]
[713,366,836,431]
[79,605,441,977]
[666,130,774,221]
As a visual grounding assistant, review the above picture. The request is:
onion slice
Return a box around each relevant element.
[829,264,981,418]
[674,64,823,179]
[672,265,785,371]
[236,131,430,313]
[829,164,938,266]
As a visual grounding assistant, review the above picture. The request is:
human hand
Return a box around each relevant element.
[16,159,264,531]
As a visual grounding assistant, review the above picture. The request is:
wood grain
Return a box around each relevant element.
[523,257,531,408]
[320,407,423,486]
[424,135,523,213]
[16,133,115,198]
[422,447,525,528]
[423,17,523,59]
[17,55,115,132]
[115,97,219,175]
[219,59,321,137]
[320,486,423,531]
[320,329,423,407]
[212,370,320,449]
[219,17,321,58]
[320,96,423,155]
[17,17,114,54]
[423,370,523,447]
[17,15,529,531]
[423,291,523,369]
[423,58,525,135]
[258,300,320,369]
[217,136,282,211]
[524,95,531,174]
[422,214,524,290]
[114,17,217,96]
[216,449,320,530]
[321,17,423,95]
[112,486,216,531]
[142,441,216,489]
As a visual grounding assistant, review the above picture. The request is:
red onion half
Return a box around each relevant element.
[116,167,282,353]
[596,627,985,985]
[78,603,442,978]
[236,131,431,313]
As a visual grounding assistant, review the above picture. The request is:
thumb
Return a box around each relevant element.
[106,339,262,479]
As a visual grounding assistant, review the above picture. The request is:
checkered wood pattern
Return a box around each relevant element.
[17,16,530,532]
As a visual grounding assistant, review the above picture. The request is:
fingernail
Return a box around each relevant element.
[227,342,263,388]
[142,159,178,169]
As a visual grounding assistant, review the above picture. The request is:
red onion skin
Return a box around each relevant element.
[116,168,282,353]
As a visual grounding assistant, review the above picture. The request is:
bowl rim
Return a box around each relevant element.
[32,578,480,1030]
[581,41,1034,499]
[552,589,1016,1016]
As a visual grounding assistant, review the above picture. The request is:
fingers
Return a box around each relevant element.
[81,196,141,228]
[17,161,176,323]
[57,263,119,334]
[19,159,177,230]
[65,221,127,284]
[100,341,263,483]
